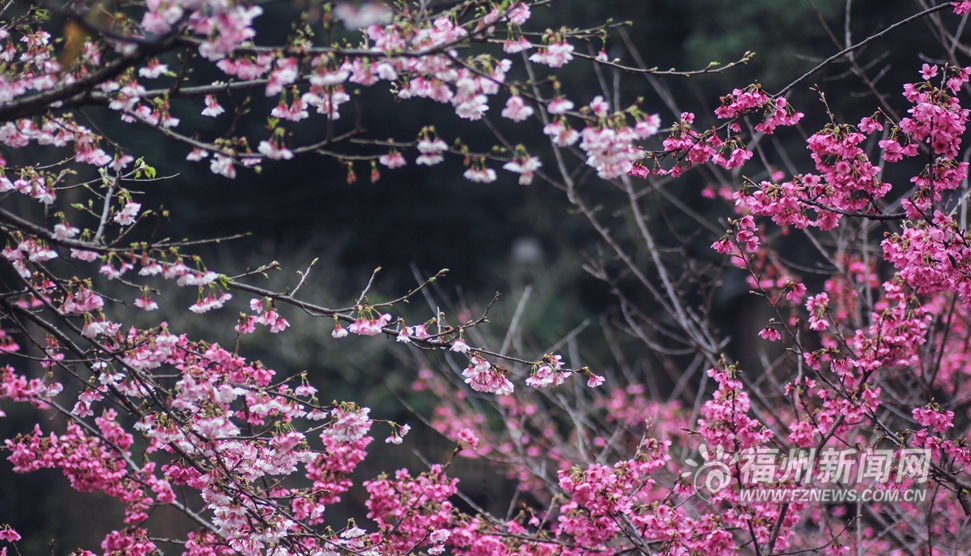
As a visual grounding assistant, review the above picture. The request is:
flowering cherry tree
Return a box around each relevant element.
[3,0,971,554]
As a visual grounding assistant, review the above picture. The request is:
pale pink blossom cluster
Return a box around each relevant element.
[578,97,651,179]
[113,201,142,226]
[503,154,541,185]
[450,60,510,121]
[0,0,680,190]
[407,323,430,340]
[1,239,57,279]
[416,136,449,166]
[323,405,372,442]
[462,356,514,395]
[528,39,574,68]
[348,312,392,336]
[525,354,570,388]
[239,297,291,333]
[543,116,580,147]
[189,291,233,314]
[463,163,497,183]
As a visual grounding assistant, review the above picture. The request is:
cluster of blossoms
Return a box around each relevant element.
[0,0,684,194]
[415,134,449,166]
[503,153,542,185]
[715,84,803,134]
[462,356,514,395]
[675,46,971,555]
[734,66,970,232]
[527,34,574,67]
[1,325,425,555]
[348,312,393,336]
[711,214,761,267]
[0,0,651,189]
[525,353,603,390]
[525,353,570,388]
[364,466,458,555]
[655,87,801,178]
[236,298,290,333]
[0,241,618,556]
[882,211,971,308]
[6,1,971,555]
[577,97,659,179]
